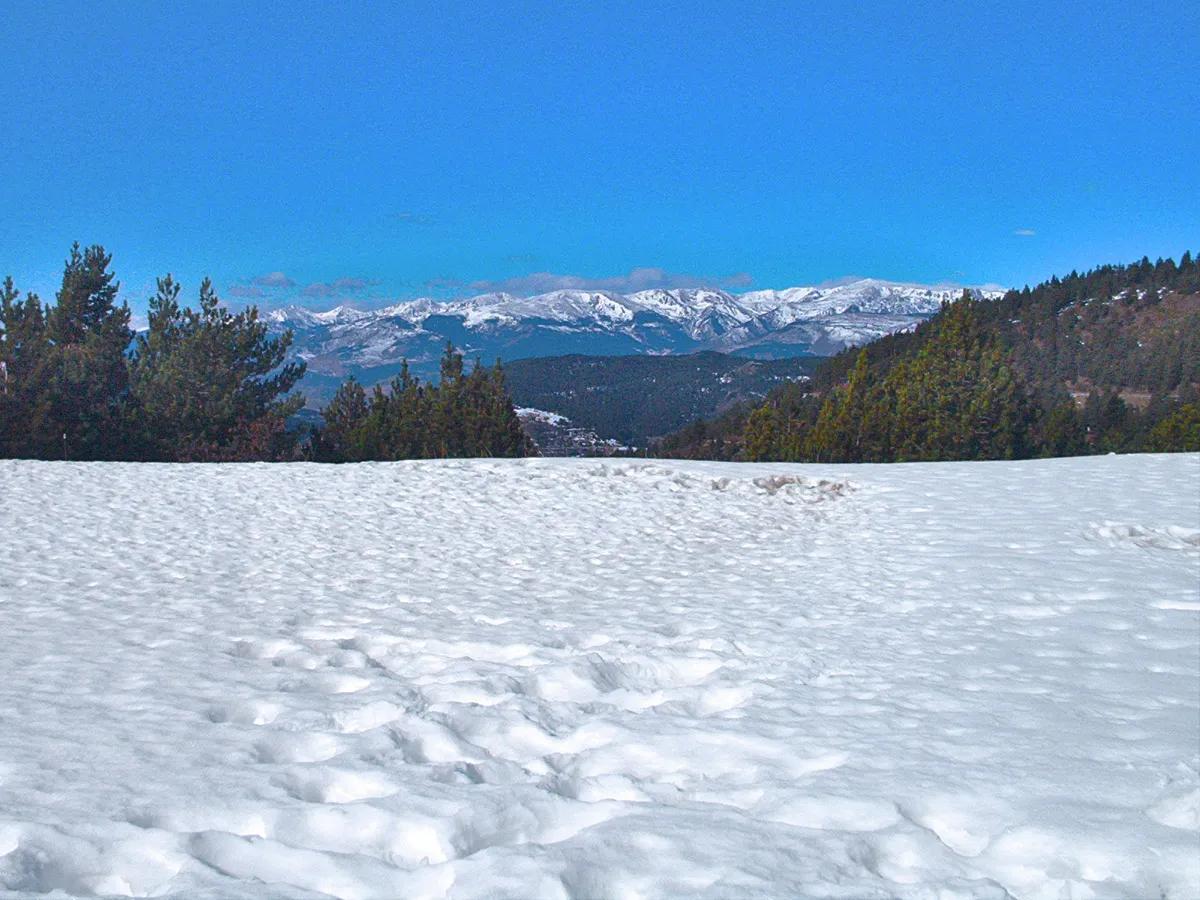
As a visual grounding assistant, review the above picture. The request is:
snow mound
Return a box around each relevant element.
[1087,521,1200,552]
[0,453,1197,899]
[1146,786,1200,831]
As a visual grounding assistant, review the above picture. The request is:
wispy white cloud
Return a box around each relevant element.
[226,272,381,310]
[224,271,295,305]
[1014,229,1037,237]
[461,267,754,297]
[251,271,296,288]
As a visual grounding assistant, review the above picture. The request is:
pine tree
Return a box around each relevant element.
[807,350,879,462]
[129,277,306,460]
[482,359,533,457]
[1144,403,1200,452]
[47,243,124,345]
[319,377,370,461]
[886,295,1032,460]
[38,244,133,459]
[0,278,50,457]
[1039,401,1087,457]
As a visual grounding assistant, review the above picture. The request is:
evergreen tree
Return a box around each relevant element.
[318,377,371,461]
[742,404,780,462]
[316,344,532,461]
[0,278,50,457]
[1081,391,1131,453]
[807,350,882,462]
[1144,403,1200,452]
[47,243,124,345]
[881,296,1032,461]
[37,244,132,459]
[129,276,306,460]
[1038,401,1087,457]
[480,359,529,457]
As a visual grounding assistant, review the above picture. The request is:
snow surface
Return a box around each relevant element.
[1,454,1198,900]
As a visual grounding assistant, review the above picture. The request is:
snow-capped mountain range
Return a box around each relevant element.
[265,278,1005,388]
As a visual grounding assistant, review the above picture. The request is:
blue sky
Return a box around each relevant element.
[2,1,1196,312]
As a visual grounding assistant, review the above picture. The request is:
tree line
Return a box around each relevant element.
[659,252,1200,461]
[0,244,531,461]
[315,346,533,461]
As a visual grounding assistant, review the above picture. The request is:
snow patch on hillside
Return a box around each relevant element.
[514,407,568,426]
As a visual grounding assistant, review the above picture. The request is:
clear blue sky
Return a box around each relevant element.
[2,0,1196,311]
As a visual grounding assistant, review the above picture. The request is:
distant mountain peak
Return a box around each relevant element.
[267,279,1006,399]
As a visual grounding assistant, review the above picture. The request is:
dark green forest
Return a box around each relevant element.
[660,253,1200,461]
[504,352,819,446]
[315,344,533,462]
[0,246,530,461]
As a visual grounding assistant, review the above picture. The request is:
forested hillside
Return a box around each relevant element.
[660,253,1200,460]
[504,352,818,446]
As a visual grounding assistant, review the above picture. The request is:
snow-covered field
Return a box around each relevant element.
[1,455,1197,900]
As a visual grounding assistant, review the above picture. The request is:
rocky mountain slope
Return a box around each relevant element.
[265,279,1002,401]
